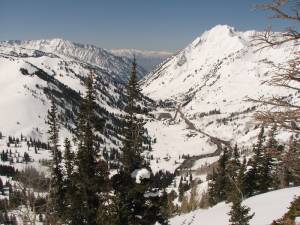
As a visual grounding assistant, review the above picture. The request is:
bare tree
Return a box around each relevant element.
[248,0,300,188]
[252,0,300,50]
[248,0,300,132]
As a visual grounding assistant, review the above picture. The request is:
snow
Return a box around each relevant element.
[0,27,298,225]
[142,24,298,172]
[145,118,215,173]
[0,39,131,152]
[0,58,49,139]
[131,168,151,183]
[170,187,300,225]
[191,156,219,170]
[0,38,146,82]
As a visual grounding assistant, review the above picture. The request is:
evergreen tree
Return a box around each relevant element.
[63,138,74,186]
[226,144,241,202]
[245,126,265,196]
[259,148,273,193]
[23,152,30,163]
[229,165,254,225]
[112,58,167,225]
[281,136,300,186]
[71,72,110,225]
[63,138,75,221]
[266,124,278,150]
[208,147,230,205]
[207,169,219,206]
[46,98,64,223]
[122,57,144,173]
[228,196,254,225]
[237,157,247,198]
[178,176,185,202]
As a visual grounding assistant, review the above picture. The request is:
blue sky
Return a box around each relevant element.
[0,0,292,51]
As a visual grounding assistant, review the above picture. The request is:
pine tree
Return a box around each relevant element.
[229,166,254,225]
[228,196,254,225]
[63,138,74,221]
[266,124,278,150]
[113,57,145,224]
[259,148,273,193]
[282,136,300,186]
[208,147,230,205]
[63,138,74,187]
[122,57,144,173]
[178,176,184,202]
[237,157,247,198]
[112,58,167,225]
[245,126,265,196]
[71,72,110,225]
[226,144,241,202]
[46,98,64,223]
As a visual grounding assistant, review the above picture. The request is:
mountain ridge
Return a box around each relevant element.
[1,38,147,82]
[142,24,298,172]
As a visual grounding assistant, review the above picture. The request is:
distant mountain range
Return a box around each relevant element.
[110,48,172,72]
[0,38,148,82]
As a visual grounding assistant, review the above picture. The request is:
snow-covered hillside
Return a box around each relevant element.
[0,40,132,150]
[110,48,172,72]
[1,39,147,82]
[143,25,297,172]
[170,187,300,225]
[0,25,298,174]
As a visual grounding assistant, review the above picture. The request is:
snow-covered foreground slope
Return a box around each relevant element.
[170,187,300,225]
[143,25,297,172]
[110,48,172,72]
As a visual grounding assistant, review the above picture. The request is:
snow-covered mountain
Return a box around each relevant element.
[142,25,298,172]
[110,48,172,72]
[1,38,147,82]
[0,25,298,173]
[0,39,140,151]
[0,26,299,224]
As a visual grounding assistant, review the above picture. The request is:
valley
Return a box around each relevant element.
[0,24,299,225]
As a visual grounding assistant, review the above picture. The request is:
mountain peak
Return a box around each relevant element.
[207,24,235,33]
[201,24,238,41]
[46,38,72,47]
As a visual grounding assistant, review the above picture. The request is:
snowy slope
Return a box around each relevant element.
[142,25,295,104]
[170,187,300,225]
[110,48,172,72]
[1,39,147,82]
[0,42,129,150]
[143,25,298,172]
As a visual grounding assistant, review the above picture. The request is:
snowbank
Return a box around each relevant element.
[170,187,300,225]
[131,168,151,183]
